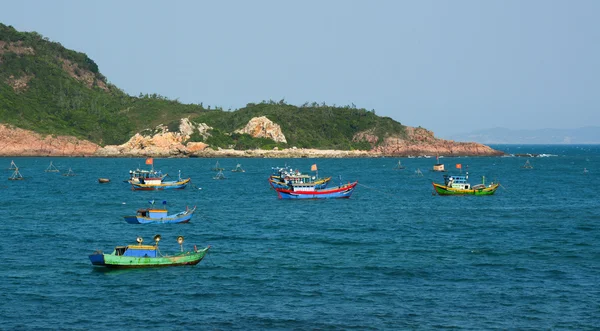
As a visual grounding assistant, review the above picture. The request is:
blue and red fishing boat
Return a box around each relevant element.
[124,201,196,224]
[271,180,358,199]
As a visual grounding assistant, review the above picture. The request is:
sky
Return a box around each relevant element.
[1,0,599,138]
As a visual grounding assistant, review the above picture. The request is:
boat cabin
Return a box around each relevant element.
[114,245,157,257]
[137,209,168,218]
[444,175,470,190]
[285,174,316,185]
[129,168,164,184]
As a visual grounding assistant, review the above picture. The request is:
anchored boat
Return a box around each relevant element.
[131,170,190,190]
[124,201,196,224]
[89,235,210,268]
[432,174,499,196]
[271,180,358,199]
[269,165,331,189]
[131,177,190,190]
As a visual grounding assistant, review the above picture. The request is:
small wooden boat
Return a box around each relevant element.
[98,178,110,183]
[124,204,196,224]
[62,168,76,177]
[393,160,405,170]
[432,156,446,172]
[8,167,24,180]
[271,181,358,199]
[231,163,245,172]
[89,235,210,268]
[211,161,224,171]
[432,174,499,196]
[45,161,60,173]
[131,177,191,191]
[213,170,227,180]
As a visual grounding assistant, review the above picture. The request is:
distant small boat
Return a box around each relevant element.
[432,156,445,172]
[583,168,589,174]
[211,161,224,171]
[213,170,227,180]
[414,168,424,177]
[8,167,24,180]
[8,160,17,170]
[89,235,210,268]
[98,178,110,184]
[62,168,76,177]
[393,160,405,170]
[231,163,245,172]
[45,161,60,173]
[124,203,196,224]
[521,160,533,169]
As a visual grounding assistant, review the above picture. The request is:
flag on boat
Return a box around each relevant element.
[145,157,153,165]
[311,164,318,171]
[456,164,462,169]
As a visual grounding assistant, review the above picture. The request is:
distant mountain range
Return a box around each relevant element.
[445,127,600,144]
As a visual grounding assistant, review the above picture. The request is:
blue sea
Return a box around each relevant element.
[1,144,599,330]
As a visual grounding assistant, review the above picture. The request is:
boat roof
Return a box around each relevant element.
[444,175,467,180]
[124,245,157,250]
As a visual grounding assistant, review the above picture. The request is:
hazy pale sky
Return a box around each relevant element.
[1,0,598,137]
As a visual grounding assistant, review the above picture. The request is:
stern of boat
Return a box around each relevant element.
[89,252,106,266]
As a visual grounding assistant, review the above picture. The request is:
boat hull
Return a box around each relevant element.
[123,209,195,224]
[131,178,191,191]
[432,182,499,196]
[89,247,209,268]
[274,181,357,199]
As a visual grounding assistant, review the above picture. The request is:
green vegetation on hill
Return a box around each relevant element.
[0,23,407,149]
[192,100,407,150]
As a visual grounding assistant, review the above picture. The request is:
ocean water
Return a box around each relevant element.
[0,145,599,330]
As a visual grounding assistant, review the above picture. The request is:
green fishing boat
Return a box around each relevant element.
[432,174,499,196]
[89,235,210,268]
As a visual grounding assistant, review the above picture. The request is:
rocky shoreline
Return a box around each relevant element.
[0,122,505,158]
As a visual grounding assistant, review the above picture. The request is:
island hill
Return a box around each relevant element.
[0,23,502,158]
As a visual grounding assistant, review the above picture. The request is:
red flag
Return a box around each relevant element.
[145,158,153,165]
[456,164,462,169]
[311,164,317,171]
